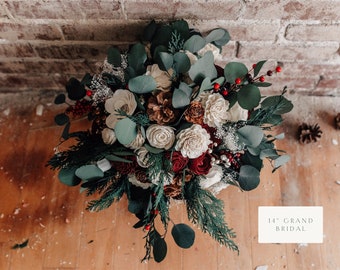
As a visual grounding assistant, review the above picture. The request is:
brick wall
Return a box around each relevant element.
[1,0,340,107]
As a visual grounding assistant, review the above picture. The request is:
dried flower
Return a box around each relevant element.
[147,91,178,125]
[184,101,204,125]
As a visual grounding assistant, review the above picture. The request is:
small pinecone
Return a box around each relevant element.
[334,113,340,129]
[298,123,322,144]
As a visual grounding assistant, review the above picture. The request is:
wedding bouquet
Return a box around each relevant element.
[48,20,293,262]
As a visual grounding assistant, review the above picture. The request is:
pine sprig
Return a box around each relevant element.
[168,30,184,53]
[184,179,239,253]
[86,176,128,212]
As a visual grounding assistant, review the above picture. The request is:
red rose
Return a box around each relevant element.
[167,151,189,173]
[188,152,212,175]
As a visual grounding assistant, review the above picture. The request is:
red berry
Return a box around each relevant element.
[213,83,220,91]
[235,78,242,84]
[222,89,229,96]
[267,70,273,76]
[144,224,151,231]
[259,76,265,82]
[275,66,282,73]
[86,90,92,96]
[252,64,257,69]
[152,209,159,215]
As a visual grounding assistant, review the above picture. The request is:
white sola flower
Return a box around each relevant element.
[101,128,116,145]
[201,93,230,128]
[175,124,212,159]
[226,102,248,122]
[105,89,137,129]
[146,124,175,150]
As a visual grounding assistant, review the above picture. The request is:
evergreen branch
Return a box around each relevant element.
[86,177,127,212]
[184,179,239,253]
[168,30,184,53]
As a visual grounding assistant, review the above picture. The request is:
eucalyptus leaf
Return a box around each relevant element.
[237,125,263,148]
[153,234,167,262]
[128,43,147,75]
[224,62,248,84]
[172,82,192,108]
[66,77,86,100]
[261,96,293,115]
[183,35,206,53]
[253,60,267,77]
[199,77,212,93]
[128,200,144,214]
[171,223,195,249]
[143,20,157,41]
[252,82,272,87]
[107,46,121,66]
[188,51,217,84]
[238,165,260,191]
[54,93,65,104]
[61,122,70,140]
[75,165,104,181]
[144,143,164,154]
[54,113,69,126]
[212,29,231,47]
[241,152,263,171]
[260,148,279,159]
[274,154,290,169]
[205,28,227,43]
[171,19,190,40]
[158,52,174,71]
[173,52,191,74]
[237,84,261,110]
[105,154,133,163]
[58,167,81,186]
[128,75,157,94]
[115,118,137,145]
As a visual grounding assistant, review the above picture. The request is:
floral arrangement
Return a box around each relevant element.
[48,20,293,262]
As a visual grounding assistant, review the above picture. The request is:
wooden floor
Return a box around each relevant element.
[0,95,339,270]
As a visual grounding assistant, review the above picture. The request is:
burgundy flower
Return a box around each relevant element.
[188,152,212,175]
[168,151,189,173]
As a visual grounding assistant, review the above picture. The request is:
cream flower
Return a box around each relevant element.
[101,128,116,145]
[226,102,248,122]
[202,93,230,127]
[146,124,175,150]
[135,147,151,168]
[199,165,223,189]
[175,124,212,159]
[105,89,137,129]
[128,174,152,189]
[198,43,220,60]
[124,129,145,150]
[145,64,173,92]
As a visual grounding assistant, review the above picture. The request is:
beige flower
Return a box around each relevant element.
[128,174,152,189]
[105,89,137,129]
[146,64,173,92]
[199,165,223,189]
[175,124,212,159]
[227,102,248,122]
[202,93,230,127]
[135,147,151,168]
[197,43,220,60]
[101,128,116,145]
[124,129,145,150]
[146,124,175,150]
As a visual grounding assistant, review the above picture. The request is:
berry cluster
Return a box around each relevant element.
[218,150,243,171]
[66,99,92,117]
[212,65,282,98]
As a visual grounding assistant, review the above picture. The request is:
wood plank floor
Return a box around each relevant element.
[0,95,339,270]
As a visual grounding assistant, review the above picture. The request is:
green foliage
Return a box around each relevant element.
[86,177,127,212]
[114,118,138,145]
[54,113,69,126]
[188,51,217,84]
[171,223,195,249]
[237,84,261,110]
[66,77,86,100]
[184,179,239,253]
[54,93,66,104]
[236,125,264,148]
[58,166,81,186]
[224,62,248,84]
[183,35,206,53]
[237,165,260,191]
[127,43,147,75]
[11,239,29,249]
[128,75,157,94]
[107,46,121,66]
[172,82,192,109]
[75,165,104,181]
[253,60,267,77]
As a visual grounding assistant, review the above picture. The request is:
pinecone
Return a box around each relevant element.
[298,123,322,144]
[146,91,179,125]
[334,113,340,129]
